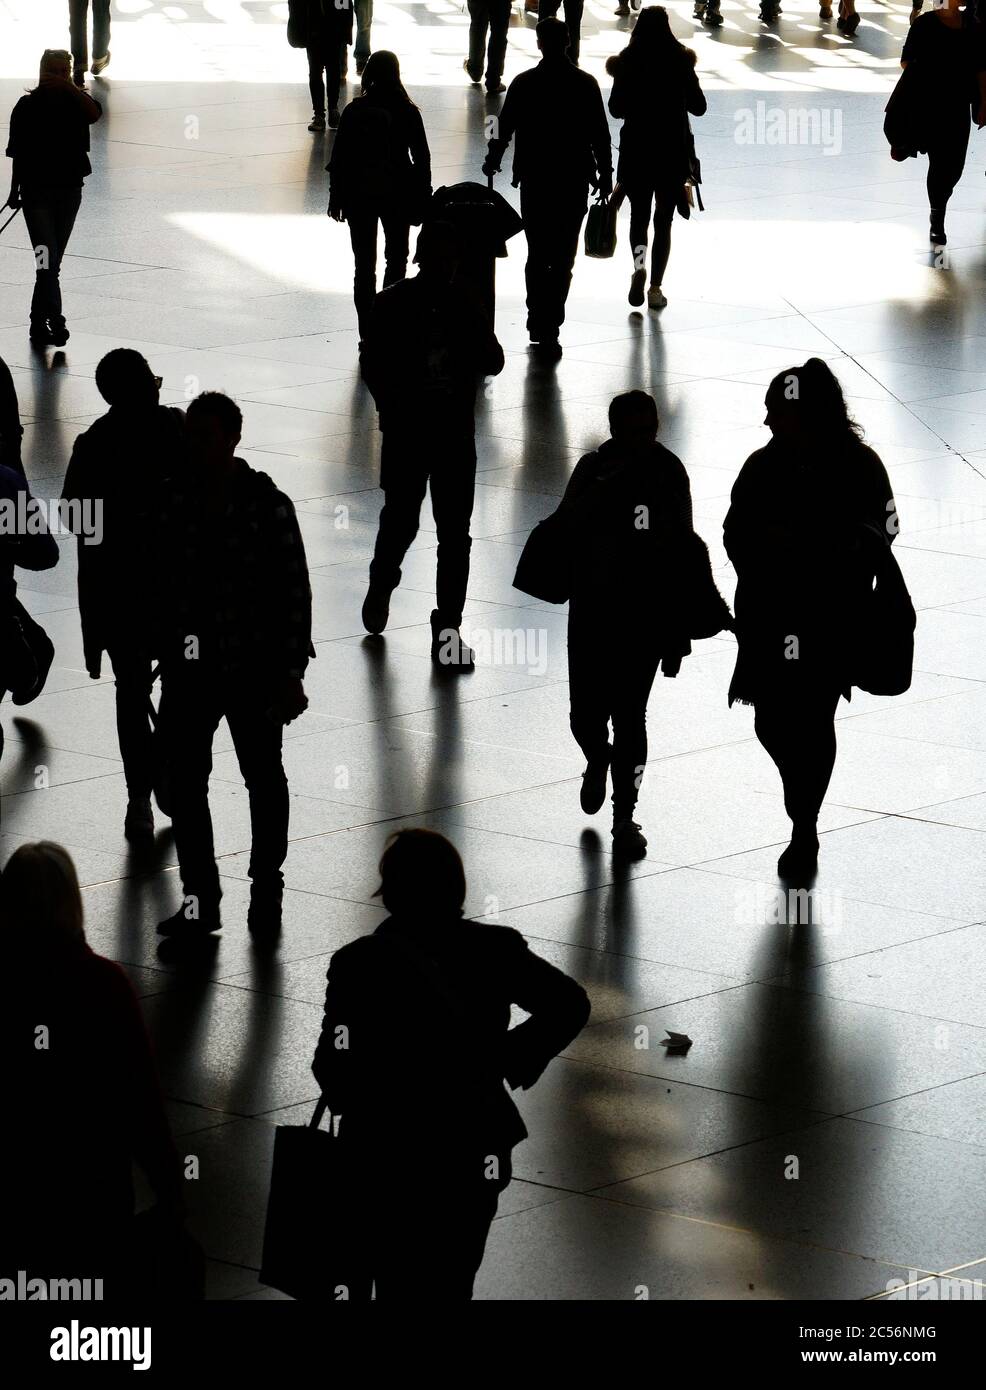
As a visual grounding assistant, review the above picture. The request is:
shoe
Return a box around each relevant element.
[308,113,326,132]
[486,81,506,95]
[612,819,648,860]
[248,887,283,939]
[693,0,706,13]
[48,323,69,346]
[328,108,341,128]
[844,10,860,31]
[73,69,86,88]
[819,4,832,14]
[10,627,54,704]
[157,901,222,937]
[647,286,667,310]
[930,211,946,246]
[362,582,392,634]
[29,321,52,347]
[580,746,611,815]
[356,58,367,75]
[777,832,819,882]
[615,3,631,12]
[531,336,563,361]
[463,58,482,83]
[91,51,110,76]
[124,797,154,845]
[430,612,475,671]
[629,268,646,307]
[705,7,724,24]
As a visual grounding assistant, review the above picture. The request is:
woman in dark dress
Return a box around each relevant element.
[4,49,101,347]
[901,0,986,245]
[606,7,706,310]
[327,51,432,340]
[723,359,898,881]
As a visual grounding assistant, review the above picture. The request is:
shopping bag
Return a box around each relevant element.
[258,1097,343,1299]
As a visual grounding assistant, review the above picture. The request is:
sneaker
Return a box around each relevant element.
[91,51,110,76]
[647,286,667,310]
[629,268,646,307]
[308,113,326,132]
[362,582,392,634]
[328,108,341,129]
[777,833,819,883]
[486,81,506,95]
[531,336,563,362]
[48,323,70,347]
[580,746,611,815]
[612,819,648,860]
[930,211,946,246]
[248,888,283,939]
[463,58,482,83]
[29,321,52,346]
[157,901,222,938]
[430,612,475,671]
[73,69,86,88]
[124,797,154,845]
[705,6,724,23]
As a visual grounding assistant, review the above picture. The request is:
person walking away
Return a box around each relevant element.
[606,6,706,311]
[464,0,512,96]
[482,18,612,360]
[328,51,432,340]
[359,221,504,670]
[312,829,591,1300]
[68,0,112,86]
[290,0,354,131]
[537,0,585,63]
[61,351,185,846]
[152,393,313,941]
[723,359,899,881]
[4,49,101,348]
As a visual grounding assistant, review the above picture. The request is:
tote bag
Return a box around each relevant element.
[853,538,916,697]
[513,509,573,604]
[584,195,618,259]
[259,1096,346,1300]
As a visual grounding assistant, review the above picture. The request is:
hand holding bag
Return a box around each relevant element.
[584,192,618,259]
[259,1096,346,1299]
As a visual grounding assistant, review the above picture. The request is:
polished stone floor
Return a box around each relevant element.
[2,0,986,1302]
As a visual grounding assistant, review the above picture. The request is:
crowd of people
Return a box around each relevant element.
[0,0,920,1300]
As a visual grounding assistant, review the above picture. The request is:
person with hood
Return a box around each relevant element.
[482,18,612,360]
[61,351,185,845]
[311,828,591,1300]
[328,50,432,340]
[152,392,313,941]
[557,390,731,860]
[4,49,101,347]
[606,7,706,311]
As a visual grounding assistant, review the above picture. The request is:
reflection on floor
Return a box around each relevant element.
[2,0,986,1301]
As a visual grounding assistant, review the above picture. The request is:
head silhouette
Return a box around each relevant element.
[186,391,242,470]
[38,49,72,85]
[95,349,160,411]
[414,219,461,283]
[609,390,659,453]
[1,841,85,953]
[360,50,414,103]
[376,829,466,919]
[764,358,860,444]
[536,17,571,58]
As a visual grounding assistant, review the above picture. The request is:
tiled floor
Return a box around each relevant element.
[2,0,986,1301]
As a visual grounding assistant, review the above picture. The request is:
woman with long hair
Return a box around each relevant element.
[724,360,899,881]
[4,49,101,347]
[606,7,706,311]
[327,50,432,340]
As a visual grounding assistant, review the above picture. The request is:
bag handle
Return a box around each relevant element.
[309,1096,330,1129]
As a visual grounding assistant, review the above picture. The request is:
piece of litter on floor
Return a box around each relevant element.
[661,1031,692,1052]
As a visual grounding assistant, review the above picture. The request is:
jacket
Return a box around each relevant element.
[485,56,613,189]
[607,46,706,186]
[328,91,431,219]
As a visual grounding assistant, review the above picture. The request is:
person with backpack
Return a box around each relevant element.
[723,360,898,882]
[606,7,706,312]
[328,51,432,340]
[311,828,591,1300]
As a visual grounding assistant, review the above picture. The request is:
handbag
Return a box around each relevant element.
[678,125,704,219]
[0,598,54,704]
[286,0,308,47]
[852,534,916,697]
[583,193,618,259]
[513,509,573,604]
[258,1096,345,1300]
[884,63,927,161]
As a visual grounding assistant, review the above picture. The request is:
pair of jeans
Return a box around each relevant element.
[535,0,583,60]
[568,618,661,822]
[753,685,842,832]
[625,178,677,288]
[519,180,588,341]
[307,38,344,116]
[105,643,156,802]
[69,0,111,72]
[369,430,477,629]
[347,206,410,338]
[926,119,970,215]
[21,186,83,331]
[160,667,289,910]
[466,0,511,88]
[354,0,373,62]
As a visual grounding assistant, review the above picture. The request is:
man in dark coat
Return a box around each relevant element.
[312,829,591,1300]
[482,18,612,359]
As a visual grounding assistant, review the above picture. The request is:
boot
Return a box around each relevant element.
[430,611,475,671]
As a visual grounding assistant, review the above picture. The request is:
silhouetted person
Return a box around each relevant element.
[537,0,585,63]
[606,7,706,311]
[292,0,354,131]
[560,392,729,860]
[153,393,313,940]
[0,842,183,1293]
[483,18,612,360]
[464,0,511,95]
[0,466,59,756]
[0,355,23,476]
[900,0,986,245]
[724,359,898,881]
[328,51,432,339]
[311,829,591,1300]
[69,0,112,86]
[4,49,101,348]
[359,221,504,670]
[61,351,185,845]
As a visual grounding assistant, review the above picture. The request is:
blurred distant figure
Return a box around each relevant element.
[464,0,511,96]
[69,0,112,86]
[289,0,354,131]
